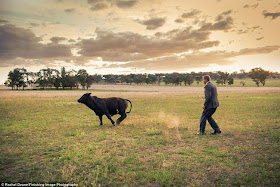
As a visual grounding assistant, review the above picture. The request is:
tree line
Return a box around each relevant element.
[4,67,278,90]
[5,67,102,90]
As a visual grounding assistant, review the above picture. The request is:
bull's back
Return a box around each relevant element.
[103,97,128,114]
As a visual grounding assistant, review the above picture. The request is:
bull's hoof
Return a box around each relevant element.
[112,122,116,126]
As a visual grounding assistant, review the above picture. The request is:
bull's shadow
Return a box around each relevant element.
[77,93,132,126]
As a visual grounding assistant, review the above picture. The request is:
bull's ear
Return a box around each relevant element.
[85,93,91,96]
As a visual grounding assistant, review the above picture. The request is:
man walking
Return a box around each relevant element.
[197,75,221,135]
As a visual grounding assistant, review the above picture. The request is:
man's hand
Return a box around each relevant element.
[202,106,206,109]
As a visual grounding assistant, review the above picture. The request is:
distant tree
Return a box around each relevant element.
[51,70,61,90]
[36,68,59,89]
[216,79,223,86]
[86,75,94,89]
[240,81,246,87]
[248,68,270,87]
[61,67,67,89]
[171,73,182,86]
[227,77,234,86]
[231,71,238,79]
[26,71,39,89]
[182,74,194,86]
[208,72,219,80]
[46,68,57,87]
[163,74,171,85]
[77,69,88,89]
[269,72,280,79]
[144,74,151,85]
[147,74,157,85]
[131,74,144,85]
[104,74,118,83]
[85,74,102,89]
[37,69,48,89]
[217,71,230,85]
[238,69,248,79]
[155,74,164,85]
[67,70,77,90]
[194,75,202,85]
[5,67,277,90]
[5,68,27,90]
[92,74,102,83]
[120,75,133,84]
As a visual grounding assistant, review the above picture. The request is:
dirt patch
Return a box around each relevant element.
[0,84,279,98]
[90,84,280,94]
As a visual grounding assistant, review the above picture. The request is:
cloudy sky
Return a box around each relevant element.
[0,0,280,83]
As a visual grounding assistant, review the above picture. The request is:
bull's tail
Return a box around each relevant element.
[126,99,132,113]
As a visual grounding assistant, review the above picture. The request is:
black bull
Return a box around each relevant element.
[77,93,132,126]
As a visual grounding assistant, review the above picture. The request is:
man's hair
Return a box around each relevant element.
[203,75,211,81]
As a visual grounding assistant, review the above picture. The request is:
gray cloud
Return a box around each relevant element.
[155,27,209,42]
[108,46,280,71]
[75,10,238,64]
[174,9,201,24]
[50,36,67,44]
[87,0,137,11]
[232,25,261,35]
[68,39,76,42]
[64,8,75,13]
[243,3,259,9]
[87,0,102,4]
[174,18,184,23]
[215,10,232,21]
[181,9,201,19]
[237,45,279,55]
[0,24,72,64]
[196,10,234,32]
[115,0,137,8]
[29,22,40,27]
[0,19,8,24]
[235,29,249,35]
[51,21,61,25]
[263,10,280,19]
[199,16,234,31]
[108,51,232,71]
[90,2,109,11]
[136,17,166,30]
[76,27,219,63]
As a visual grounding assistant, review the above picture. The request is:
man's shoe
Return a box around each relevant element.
[196,132,205,135]
[211,130,221,135]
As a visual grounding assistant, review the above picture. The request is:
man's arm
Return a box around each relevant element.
[204,85,212,108]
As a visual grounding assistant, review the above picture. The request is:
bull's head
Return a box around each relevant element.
[77,93,91,103]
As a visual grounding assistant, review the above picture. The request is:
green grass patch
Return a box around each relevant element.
[0,91,279,186]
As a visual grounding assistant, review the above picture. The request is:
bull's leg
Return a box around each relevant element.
[104,112,115,126]
[116,112,127,125]
[98,115,103,126]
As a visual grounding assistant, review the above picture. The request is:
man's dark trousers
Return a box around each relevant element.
[200,107,219,133]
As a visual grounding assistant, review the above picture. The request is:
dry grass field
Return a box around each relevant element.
[0,86,279,186]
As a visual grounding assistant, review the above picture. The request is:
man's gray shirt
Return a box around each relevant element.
[204,82,219,109]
